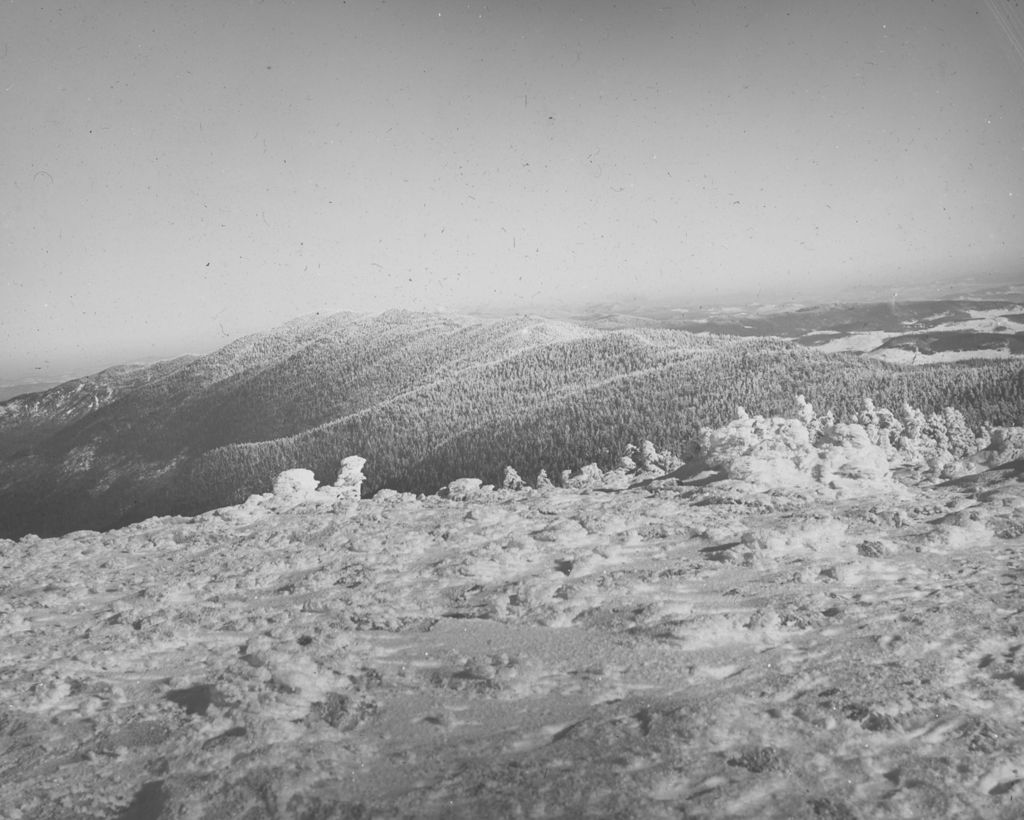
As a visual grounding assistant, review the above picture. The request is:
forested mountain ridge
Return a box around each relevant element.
[0,356,198,431]
[1,309,1022,539]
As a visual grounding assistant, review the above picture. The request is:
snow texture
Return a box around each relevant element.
[3,410,1024,819]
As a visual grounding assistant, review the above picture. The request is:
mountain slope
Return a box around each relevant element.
[1,310,1023,539]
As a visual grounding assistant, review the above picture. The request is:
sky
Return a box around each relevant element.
[2,0,1024,384]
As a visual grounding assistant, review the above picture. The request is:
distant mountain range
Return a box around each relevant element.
[0,382,63,403]
[2,306,1023,539]
[564,296,1024,362]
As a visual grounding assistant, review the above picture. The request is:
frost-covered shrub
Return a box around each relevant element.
[502,466,524,490]
[795,394,815,426]
[621,440,683,477]
[334,456,366,499]
[975,426,992,455]
[900,402,926,441]
[599,467,632,490]
[814,422,891,486]
[941,407,977,459]
[792,396,988,479]
[638,440,662,472]
[890,402,984,476]
[857,397,903,454]
[923,412,950,455]
[699,409,819,487]
[697,399,898,491]
[563,463,604,489]
[794,394,833,441]
[981,427,1024,467]
[621,440,683,476]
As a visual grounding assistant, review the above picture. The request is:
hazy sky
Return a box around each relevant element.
[2,0,1024,382]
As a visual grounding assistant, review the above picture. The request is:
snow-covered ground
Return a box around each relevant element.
[2,413,1024,819]
[868,347,1015,365]
[814,331,897,354]
[805,306,1024,363]
[926,309,1024,335]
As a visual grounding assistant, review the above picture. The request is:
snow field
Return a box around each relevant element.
[2,409,1024,817]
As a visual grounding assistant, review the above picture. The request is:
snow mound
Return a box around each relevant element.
[442,477,485,500]
[272,468,319,501]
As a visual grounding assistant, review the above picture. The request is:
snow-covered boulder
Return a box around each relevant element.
[443,478,484,500]
[272,469,320,502]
